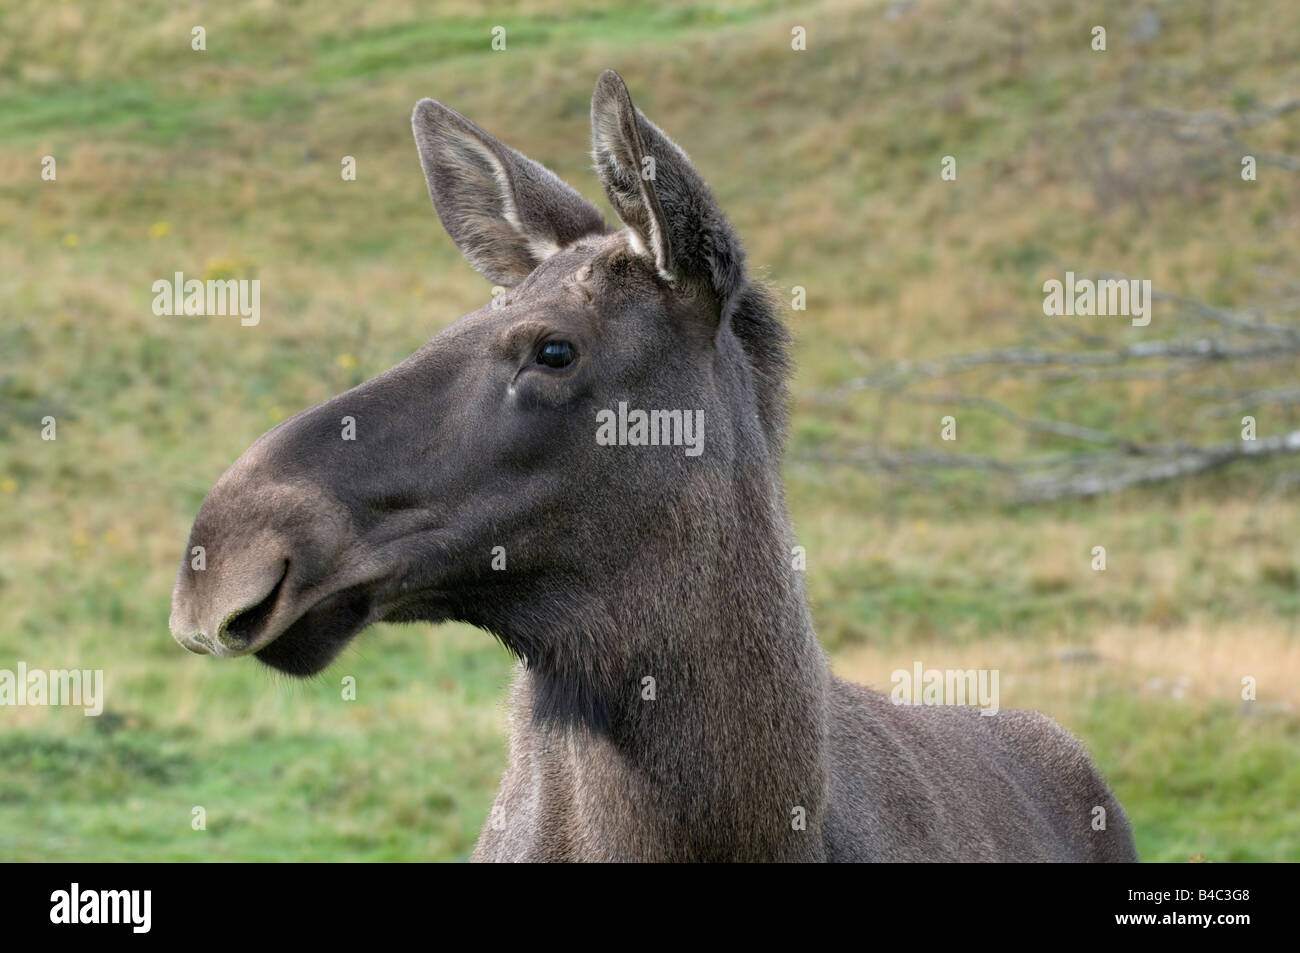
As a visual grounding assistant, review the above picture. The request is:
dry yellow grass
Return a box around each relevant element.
[835,620,1300,716]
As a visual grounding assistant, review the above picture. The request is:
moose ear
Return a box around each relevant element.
[590,70,746,304]
[412,99,607,286]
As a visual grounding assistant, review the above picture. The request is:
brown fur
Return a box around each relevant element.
[170,72,1137,862]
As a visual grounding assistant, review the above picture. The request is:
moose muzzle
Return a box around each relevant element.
[168,431,356,659]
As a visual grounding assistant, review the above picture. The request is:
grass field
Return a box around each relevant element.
[1,0,1297,861]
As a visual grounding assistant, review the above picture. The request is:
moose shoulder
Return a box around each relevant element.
[169,71,1138,863]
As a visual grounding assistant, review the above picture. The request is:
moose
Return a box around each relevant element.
[170,71,1138,862]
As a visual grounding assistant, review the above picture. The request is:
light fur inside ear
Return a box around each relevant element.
[590,71,675,281]
[413,99,606,286]
[449,137,558,264]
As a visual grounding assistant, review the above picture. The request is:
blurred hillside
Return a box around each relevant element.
[0,0,1297,860]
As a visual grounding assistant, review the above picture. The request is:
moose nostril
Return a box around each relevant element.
[217,562,288,651]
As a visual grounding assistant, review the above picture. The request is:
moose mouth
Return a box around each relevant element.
[176,558,386,677]
[252,584,377,676]
[219,563,288,650]
[250,580,460,676]
[170,510,458,677]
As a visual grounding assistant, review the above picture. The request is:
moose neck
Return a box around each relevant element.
[509,461,831,859]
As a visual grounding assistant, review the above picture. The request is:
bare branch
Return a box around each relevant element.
[1152,289,1300,340]
[829,336,1298,394]
[1015,431,1300,503]
[1193,387,1300,416]
[901,392,1145,451]
[809,277,1300,504]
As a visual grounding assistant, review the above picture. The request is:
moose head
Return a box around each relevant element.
[169,72,1141,864]
[169,71,793,728]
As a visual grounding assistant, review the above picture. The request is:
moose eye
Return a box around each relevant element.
[537,340,577,369]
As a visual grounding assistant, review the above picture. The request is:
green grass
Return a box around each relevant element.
[1080,694,1300,863]
[0,623,515,861]
[1,0,1297,861]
